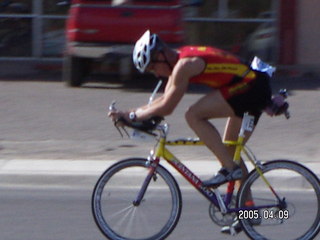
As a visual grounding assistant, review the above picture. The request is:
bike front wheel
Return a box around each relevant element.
[237,160,320,240]
[92,158,182,240]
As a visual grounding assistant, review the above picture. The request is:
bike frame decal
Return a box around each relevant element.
[160,147,220,205]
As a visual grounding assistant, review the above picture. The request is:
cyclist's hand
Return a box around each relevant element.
[108,110,123,121]
[108,110,130,125]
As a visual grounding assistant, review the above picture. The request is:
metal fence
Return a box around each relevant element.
[0,0,67,61]
[0,0,278,62]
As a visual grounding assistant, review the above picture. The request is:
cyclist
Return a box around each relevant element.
[108,30,273,232]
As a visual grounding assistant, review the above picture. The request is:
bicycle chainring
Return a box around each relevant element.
[208,195,237,226]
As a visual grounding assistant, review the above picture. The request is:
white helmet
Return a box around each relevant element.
[133,30,162,73]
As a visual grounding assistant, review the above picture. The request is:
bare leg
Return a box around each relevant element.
[223,117,254,187]
[185,90,237,171]
[223,117,256,205]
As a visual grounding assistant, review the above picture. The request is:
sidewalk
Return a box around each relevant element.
[0,158,319,189]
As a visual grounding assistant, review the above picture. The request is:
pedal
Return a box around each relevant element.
[221,219,242,236]
[230,226,237,236]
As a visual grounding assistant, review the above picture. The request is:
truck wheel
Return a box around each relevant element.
[63,55,91,87]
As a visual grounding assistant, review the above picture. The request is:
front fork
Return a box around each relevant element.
[133,153,160,206]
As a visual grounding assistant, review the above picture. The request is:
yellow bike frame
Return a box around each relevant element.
[124,112,283,213]
[150,113,277,200]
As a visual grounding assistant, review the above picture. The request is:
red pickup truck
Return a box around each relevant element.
[63,0,187,87]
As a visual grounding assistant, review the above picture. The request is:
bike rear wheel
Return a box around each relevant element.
[237,160,320,240]
[92,158,182,240]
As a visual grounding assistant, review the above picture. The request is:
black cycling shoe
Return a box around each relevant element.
[202,166,242,188]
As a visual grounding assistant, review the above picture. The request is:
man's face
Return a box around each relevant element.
[146,52,171,78]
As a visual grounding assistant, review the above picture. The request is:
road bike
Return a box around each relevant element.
[92,90,320,240]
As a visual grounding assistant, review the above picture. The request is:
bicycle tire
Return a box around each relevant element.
[237,159,320,240]
[92,158,182,240]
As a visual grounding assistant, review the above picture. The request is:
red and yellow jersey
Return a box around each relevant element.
[178,46,256,89]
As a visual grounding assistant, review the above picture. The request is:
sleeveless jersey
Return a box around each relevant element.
[178,46,256,90]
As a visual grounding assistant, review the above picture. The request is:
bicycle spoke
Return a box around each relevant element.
[237,160,320,240]
[123,207,138,237]
[107,204,134,222]
[92,159,182,240]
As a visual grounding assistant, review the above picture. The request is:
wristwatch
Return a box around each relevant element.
[129,111,137,121]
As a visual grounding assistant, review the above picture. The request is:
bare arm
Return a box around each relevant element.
[134,57,205,120]
[108,57,205,122]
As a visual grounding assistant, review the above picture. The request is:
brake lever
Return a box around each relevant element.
[108,101,130,138]
[114,123,125,138]
[279,89,290,119]
[114,118,130,138]
[284,109,290,119]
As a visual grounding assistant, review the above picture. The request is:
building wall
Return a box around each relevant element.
[296,0,320,66]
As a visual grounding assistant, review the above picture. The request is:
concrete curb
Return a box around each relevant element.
[1,159,318,175]
[0,159,319,189]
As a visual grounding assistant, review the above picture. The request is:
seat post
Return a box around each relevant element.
[233,113,255,164]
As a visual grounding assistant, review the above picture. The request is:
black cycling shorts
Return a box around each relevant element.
[225,72,272,125]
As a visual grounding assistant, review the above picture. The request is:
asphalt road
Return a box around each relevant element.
[0,75,320,164]
[0,186,315,240]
